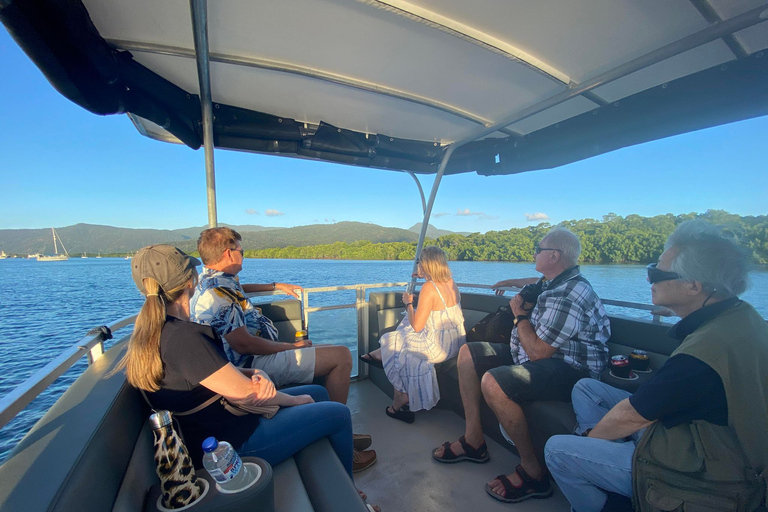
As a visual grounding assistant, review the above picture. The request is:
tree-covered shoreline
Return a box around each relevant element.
[246,210,768,265]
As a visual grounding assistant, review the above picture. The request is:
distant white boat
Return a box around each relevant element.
[37,228,70,262]
[96,253,102,259]
[81,252,89,259]
[0,251,7,260]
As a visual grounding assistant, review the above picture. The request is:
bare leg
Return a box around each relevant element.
[391,389,409,411]
[482,372,545,493]
[433,343,485,457]
[363,348,382,361]
[314,345,352,404]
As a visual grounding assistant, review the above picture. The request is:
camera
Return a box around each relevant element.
[518,280,544,307]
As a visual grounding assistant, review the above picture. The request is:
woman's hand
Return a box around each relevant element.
[402,292,413,305]
[248,372,277,405]
[289,394,315,406]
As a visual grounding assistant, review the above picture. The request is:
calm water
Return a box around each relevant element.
[1,257,766,463]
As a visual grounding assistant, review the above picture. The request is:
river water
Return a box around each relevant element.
[1,257,766,463]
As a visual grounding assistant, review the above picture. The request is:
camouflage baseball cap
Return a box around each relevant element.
[131,245,201,295]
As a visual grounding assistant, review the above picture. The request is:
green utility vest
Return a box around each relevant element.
[632,301,768,512]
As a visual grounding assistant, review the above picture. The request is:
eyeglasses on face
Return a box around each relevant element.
[646,263,682,284]
[230,247,244,256]
[534,244,562,255]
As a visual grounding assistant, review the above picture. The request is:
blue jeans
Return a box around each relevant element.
[544,379,638,512]
[237,385,354,478]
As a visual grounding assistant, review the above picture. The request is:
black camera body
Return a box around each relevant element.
[519,280,544,307]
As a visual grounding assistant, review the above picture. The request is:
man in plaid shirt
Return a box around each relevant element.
[432,227,610,504]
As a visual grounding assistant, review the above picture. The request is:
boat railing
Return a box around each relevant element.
[0,281,661,435]
[0,314,136,431]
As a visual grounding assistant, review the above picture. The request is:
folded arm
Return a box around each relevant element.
[199,365,312,407]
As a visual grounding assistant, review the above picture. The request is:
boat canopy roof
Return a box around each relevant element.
[2,0,768,176]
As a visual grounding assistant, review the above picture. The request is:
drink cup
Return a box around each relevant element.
[610,355,633,379]
[629,350,650,371]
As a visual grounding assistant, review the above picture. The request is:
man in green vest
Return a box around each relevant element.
[544,220,768,512]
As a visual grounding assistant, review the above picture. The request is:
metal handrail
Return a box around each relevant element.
[0,282,664,434]
[0,314,137,431]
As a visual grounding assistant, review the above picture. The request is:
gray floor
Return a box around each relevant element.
[348,380,572,512]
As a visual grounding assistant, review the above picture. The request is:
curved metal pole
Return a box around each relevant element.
[190,0,218,228]
[405,171,426,214]
[407,144,458,293]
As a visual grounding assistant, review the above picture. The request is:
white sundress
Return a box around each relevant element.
[380,281,467,412]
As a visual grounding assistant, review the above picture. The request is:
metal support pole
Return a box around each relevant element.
[190,0,218,228]
[405,171,427,214]
[407,145,458,293]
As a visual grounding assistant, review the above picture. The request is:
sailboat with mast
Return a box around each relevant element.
[37,228,70,262]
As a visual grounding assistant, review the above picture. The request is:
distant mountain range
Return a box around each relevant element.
[0,222,460,255]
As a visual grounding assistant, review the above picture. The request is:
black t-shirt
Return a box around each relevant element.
[628,298,739,428]
[629,354,727,428]
[147,316,261,467]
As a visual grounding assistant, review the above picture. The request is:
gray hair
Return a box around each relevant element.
[544,227,581,266]
[665,220,750,297]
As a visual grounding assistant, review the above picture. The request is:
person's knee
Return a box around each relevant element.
[480,372,506,404]
[317,345,352,372]
[544,435,574,471]
[458,343,475,370]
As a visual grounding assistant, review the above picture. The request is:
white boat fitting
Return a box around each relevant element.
[0,1,766,512]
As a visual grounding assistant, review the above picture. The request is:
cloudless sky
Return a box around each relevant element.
[1,28,766,233]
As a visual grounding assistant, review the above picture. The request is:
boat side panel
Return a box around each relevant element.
[0,338,148,512]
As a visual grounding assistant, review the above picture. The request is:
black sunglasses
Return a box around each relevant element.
[646,263,681,284]
[230,247,244,256]
[534,244,562,255]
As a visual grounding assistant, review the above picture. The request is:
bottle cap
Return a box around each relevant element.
[149,410,172,430]
[202,436,219,453]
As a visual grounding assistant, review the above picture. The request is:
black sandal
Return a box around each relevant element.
[432,435,490,463]
[385,405,415,423]
[485,465,552,503]
[359,353,383,369]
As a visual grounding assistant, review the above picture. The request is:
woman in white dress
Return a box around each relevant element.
[360,247,466,422]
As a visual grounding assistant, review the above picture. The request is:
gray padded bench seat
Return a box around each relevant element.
[366,291,678,459]
[0,332,366,512]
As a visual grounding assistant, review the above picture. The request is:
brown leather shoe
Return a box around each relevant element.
[353,449,377,473]
[353,433,372,451]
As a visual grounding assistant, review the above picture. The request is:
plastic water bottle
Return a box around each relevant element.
[201,437,253,491]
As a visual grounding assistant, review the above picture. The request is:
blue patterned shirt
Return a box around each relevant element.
[191,268,279,366]
[510,266,611,377]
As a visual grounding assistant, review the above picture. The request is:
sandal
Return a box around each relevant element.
[359,353,383,369]
[432,435,490,464]
[385,405,415,423]
[485,465,553,503]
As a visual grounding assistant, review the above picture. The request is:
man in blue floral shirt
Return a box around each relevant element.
[191,227,377,472]
[191,227,353,397]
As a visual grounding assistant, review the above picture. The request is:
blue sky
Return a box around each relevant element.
[2,28,766,233]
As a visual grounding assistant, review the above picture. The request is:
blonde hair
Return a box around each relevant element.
[111,277,191,391]
[418,246,452,283]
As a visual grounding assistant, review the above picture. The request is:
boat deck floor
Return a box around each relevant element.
[347,379,572,511]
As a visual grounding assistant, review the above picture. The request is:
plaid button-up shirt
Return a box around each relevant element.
[510,266,610,377]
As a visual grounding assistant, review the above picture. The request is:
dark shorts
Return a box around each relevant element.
[466,342,588,404]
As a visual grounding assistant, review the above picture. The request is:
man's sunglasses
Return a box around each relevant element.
[534,245,562,255]
[230,247,244,256]
[646,263,681,284]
